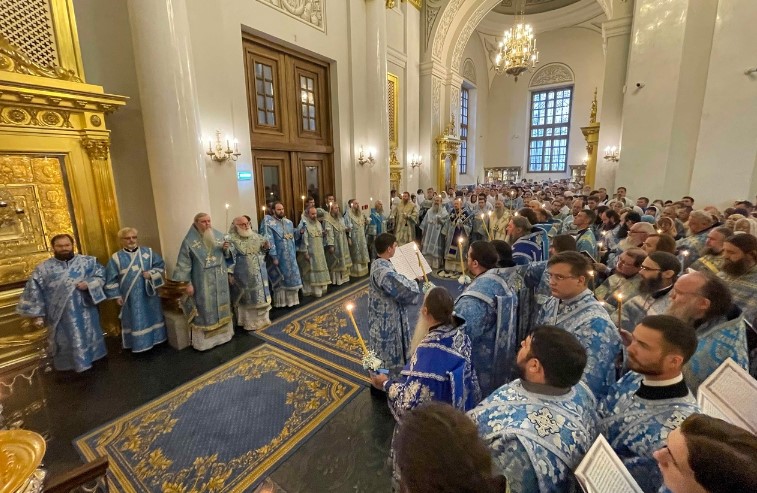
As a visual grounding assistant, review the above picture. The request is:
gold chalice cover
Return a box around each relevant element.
[0,429,46,493]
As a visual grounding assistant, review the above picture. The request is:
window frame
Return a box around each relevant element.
[459,86,470,175]
[527,85,573,173]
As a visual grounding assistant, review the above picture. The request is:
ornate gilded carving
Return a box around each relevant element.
[387,73,399,148]
[89,114,101,127]
[0,0,58,67]
[0,155,76,286]
[80,137,110,161]
[386,0,396,8]
[529,63,574,87]
[408,0,422,9]
[0,33,81,83]
[436,128,461,192]
[589,87,597,124]
[389,146,402,192]
[256,0,325,33]
[0,105,73,128]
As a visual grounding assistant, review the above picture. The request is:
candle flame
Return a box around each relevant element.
[301,195,306,200]
[225,203,230,210]
[413,243,418,251]
[458,237,463,245]
[262,206,266,212]
[615,293,623,301]
[346,303,354,311]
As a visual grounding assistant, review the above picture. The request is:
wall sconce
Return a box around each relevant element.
[357,146,375,167]
[207,130,241,163]
[604,146,620,162]
[409,153,423,169]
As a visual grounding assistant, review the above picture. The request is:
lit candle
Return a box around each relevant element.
[598,241,604,250]
[225,203,230,230]
[301,195,306,210]
[615,292,623,327]
[680,250,689,273]
[480,213,491,240]
[261,205,268,236]
[458,237,466,275]
[413,243,428,283]
[346,303,369,355]
[588,270,595,292]
[487,211,493,240]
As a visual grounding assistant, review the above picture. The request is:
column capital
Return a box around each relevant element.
[81,137,110,161]
[602,16,633,41]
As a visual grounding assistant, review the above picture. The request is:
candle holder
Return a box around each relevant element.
[346,303,383,371]
[206,130,241,163]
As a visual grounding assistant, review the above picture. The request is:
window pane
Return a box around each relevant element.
[528,86,572,172]
[459,86,470,174]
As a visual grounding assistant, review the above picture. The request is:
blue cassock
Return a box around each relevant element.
[368,258,422,371]
[599,373,699,493]
[683,310,749,394]
[512,228,546,265]
[469,379,599,493]
[454,270,519,395]
[261,215,303,292]
[104,247,167,352]
[173,226,234,331]
[575,228,598,259]
[536,289,622,399]
[17,255,107,372]
[384,324,481,420]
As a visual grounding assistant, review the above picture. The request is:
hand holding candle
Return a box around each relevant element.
[615,292,623,327]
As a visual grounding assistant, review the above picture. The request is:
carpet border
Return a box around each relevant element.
[73,343,361,492]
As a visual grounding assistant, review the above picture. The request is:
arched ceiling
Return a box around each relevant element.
[492,0,583,15]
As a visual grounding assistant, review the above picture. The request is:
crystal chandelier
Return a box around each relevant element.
[493,1,539,81]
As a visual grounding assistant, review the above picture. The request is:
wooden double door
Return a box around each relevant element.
[243,35,334,223]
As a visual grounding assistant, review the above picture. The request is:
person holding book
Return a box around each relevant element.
[367,233,423,373]
[599,315,700,493]
[453,240,519,395]
[468,325,598,493]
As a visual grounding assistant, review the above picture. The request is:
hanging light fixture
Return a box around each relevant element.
[493,0,539,81]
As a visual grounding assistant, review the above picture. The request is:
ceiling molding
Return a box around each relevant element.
[477,0,605,35]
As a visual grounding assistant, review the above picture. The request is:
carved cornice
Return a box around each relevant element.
[0,33,82,83]
[407,0,422,9]
[0,104,73,128]
[81,138,111,161]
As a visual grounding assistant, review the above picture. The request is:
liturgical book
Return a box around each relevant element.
[697,357,757,433]
[390,242,432,282]
[575,434,643,493]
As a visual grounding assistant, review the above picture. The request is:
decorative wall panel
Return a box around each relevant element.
[257,0,325,32]
[0,0,58,67]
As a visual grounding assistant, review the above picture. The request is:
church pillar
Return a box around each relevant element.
[616,0,718,200]
[360,0,391,203]
[419,61,447,193]
[595,15,631,191]
[126,0,210,274]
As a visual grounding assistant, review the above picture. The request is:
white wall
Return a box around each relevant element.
[73,0,161,250]
[458,36,490,186]
[482,27,604,181]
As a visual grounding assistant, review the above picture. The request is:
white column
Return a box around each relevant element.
[360,0,390,203]
[689,0,757,207]
[126,0,210,273]
[595,16,631,190]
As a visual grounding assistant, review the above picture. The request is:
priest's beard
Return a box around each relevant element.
[639,274,665,294]
[54,251,75,261]
[666,302,699,326]
[236,227,252,238]
[626,355,665,376]
[721,257,753,276]
[202,228,216,251]
[431,205,440,213]
[701,247,720,257]
[409,315,431,354]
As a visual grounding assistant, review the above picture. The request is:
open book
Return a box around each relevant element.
[575,434,643,493]
[390,242,432,282]
[697,358,757,433]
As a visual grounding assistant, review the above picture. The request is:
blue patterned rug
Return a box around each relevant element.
[74,344,360,492]
[255,273,466,385]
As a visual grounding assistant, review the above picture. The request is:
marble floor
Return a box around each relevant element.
[0,278,394,492]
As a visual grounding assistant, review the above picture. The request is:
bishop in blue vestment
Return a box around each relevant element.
[104,228,166,352]
[262,203,303,308]
[18,234,107,372]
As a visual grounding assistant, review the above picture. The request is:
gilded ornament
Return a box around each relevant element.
[386,0,397,8]
[8,108,26,123]
[0,429,46,493]
[408,0,422,9]
[46,97,61,106]
[90,115,102,127]
[0,34,81,83]
[41,111,60,126]
[80,138,110,161]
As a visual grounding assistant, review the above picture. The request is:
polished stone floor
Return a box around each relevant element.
[0,278,394,492]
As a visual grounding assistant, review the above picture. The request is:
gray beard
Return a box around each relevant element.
[236,228,252,238]
[431,205,440,213]
[202,228,216,251]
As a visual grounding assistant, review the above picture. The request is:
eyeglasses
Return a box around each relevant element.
[639,265,661,272]
[546,272,578,281]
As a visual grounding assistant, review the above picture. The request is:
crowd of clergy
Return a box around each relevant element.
[15,178,757,492]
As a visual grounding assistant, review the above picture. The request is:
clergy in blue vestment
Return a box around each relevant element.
[323,202,352,286]
[344,200,370,277]
[262,202,302,308]
[509,216,545,265]
[368,200,388,260]
[666,271,750,393]
[719,233,757,327]
[173,213,235,351]
[17,234,107,372]
[573,209,598,259]
[454,241,518,395]
[370,287,481,419]
[368,233,422,372]
[469,326,598,493]
[104,227,166,353]
[675,210,717,268]
[618,251,679,332]
[600,315,700,493]
[419,196,449,269]
[535,251,622,399]
[228,217,271,331]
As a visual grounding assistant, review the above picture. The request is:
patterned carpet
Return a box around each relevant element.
[74,344,360,492]
[255,273,466,385]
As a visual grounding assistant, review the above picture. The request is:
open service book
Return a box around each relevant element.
[575,434,643,493]
[390,242,433,282]
[697,357,757,433]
